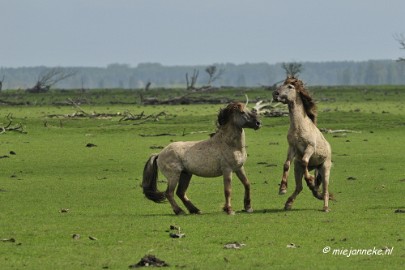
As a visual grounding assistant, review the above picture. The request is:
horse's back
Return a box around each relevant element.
[183,140,224,177]
[157,142,193,174]
[158,140,223,177]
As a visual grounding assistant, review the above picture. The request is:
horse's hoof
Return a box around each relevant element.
[223,206,235,215]
[284,204,292,211]
[190,210,202,215]
[323,207,330,213]
[245,208,254,213]
[174,209,186,215]
[279,189,287,195]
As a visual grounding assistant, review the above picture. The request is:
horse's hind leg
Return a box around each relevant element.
[302,145,315,184]
[284,161,304,210]
[176,171,201,214]
[279,160,290,195]
[163,172,186,215]
[318,161,332,212]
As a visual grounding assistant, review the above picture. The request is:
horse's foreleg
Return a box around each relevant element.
[235,167,253,213]
[279,146,295,195]
[285,161,304,210]
[222,171,234,215]
[302,145,315,184]
[176,171,201,214]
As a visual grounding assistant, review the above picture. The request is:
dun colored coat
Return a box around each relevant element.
[273,76,332,212]
[142,102,261,215]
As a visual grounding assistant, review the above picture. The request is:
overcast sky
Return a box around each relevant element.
[1,0,405,67]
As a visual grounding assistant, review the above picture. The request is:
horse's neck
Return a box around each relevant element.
[288,98,312,131]
[216,125,245,149]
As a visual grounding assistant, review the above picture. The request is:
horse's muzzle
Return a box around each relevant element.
[272,91,286,103]
[254,120,262,130]
[272,90,280,101]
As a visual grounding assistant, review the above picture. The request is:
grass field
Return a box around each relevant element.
[0,86,404,269]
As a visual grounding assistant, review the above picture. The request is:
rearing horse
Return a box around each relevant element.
[273,76,332,212]
[142,102,261,215]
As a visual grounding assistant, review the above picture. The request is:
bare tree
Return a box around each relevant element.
[282,62,303,77]
[80,75,88,92]
[394,33,405,62]
[145,81,151,91]
[186,69,199,90]
[27,68,76,93]
[205,65,224,86]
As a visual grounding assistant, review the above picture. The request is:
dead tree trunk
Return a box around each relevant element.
[0,75,4,91]
[282,62,303,77]
[145,81,151,91]
[205,65,224,87]
[186,69,199,90]
[27,68,76,93]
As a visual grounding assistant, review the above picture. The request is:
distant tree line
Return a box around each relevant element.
[1,60,405,90]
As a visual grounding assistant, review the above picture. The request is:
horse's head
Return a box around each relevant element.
[272,76,304,104]
[217,102,261,130]
[273,76,317,124]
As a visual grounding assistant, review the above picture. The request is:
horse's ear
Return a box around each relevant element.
[291,78,304,92]
[285,75,296,85]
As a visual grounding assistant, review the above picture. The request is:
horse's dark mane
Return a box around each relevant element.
[284,76,317,125]
[217,102,244,127]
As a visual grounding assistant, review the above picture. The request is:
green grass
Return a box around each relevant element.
[0,86,404,269]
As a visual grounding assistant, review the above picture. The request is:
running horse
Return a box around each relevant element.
[273,76,332,212]
[142,102,261,215]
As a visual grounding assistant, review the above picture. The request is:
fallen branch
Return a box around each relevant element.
[119,111,167,123]
[47,111,123,119]
[119,111,145,121]
[47,99,168,124]
[141,95,231,105]
[0,114,26,134]
[263,110,289,117]
[139,133,177,137]
[47,98,124,119]
[320,128,361,134]
[182,129,209,136]
[0,99,27,106]
[253,99,289,117]
[140,130,210,137]
[66,98,88,115]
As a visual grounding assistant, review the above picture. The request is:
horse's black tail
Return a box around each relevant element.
[306,170,323,200]
[315,170,322,187]
[142,154,166,203]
